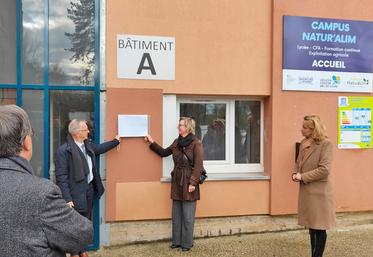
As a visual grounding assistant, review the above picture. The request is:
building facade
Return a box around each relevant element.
[1,0,373,249]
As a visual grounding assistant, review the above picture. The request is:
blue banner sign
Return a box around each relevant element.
[283,16,373,93]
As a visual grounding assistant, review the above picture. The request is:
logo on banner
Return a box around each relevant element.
[298,76,314,85]
[320,78,333,88]
[332,75,341,85]
[347,77,369,86]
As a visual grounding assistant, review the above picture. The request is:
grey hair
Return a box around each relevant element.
[0,105,32,157]
[68,119,86,135]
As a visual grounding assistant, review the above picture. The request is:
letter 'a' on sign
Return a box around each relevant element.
[137,53,156,75]
[117,34,175,80]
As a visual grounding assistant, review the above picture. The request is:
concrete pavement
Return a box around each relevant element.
[91,222,373,257]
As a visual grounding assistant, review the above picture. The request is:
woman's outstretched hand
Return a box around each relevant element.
[144,135,154,144]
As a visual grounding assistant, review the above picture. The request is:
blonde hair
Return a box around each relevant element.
[179,117,196,135]
[303,115,327,141]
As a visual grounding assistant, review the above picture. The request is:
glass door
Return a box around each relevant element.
[22,90,45,177]
[49,91,94,182]
[0,89,16,105]
[0,0,101,250]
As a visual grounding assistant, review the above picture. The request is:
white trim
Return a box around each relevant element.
[161,96,264,179]
[162,95,178,177]
[99,0,110,247]
[160,172,270,182]
[178,99,230,164]
[260,100,264,165]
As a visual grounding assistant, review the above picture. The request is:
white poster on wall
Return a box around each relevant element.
[118,115,150,137]
[117,34,175,80]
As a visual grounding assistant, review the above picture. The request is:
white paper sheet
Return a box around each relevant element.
[118,115,149,137]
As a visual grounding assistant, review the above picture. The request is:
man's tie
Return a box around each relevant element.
[81,144,93,184]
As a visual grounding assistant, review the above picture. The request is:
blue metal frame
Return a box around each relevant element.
[43,0,49,180]
[16,0,22,106]
[7,0,101,250]
[17,85,96,90]
[0,85,17,89]
[91,0,101,250]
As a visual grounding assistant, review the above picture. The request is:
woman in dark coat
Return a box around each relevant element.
[145,117,204,251]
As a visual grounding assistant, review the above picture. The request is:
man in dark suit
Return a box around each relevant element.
[0,105,93,257]
[55,119,120,257]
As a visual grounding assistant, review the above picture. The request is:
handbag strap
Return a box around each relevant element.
[180,146,194,168]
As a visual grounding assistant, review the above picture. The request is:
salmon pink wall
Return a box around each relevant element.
[104,0,373,221]
[105,0,274,221]
[105,88,163,220]
[105,88,270,221]
[106,0,272,96]
[115,181,269,221]
[270,0,373,215]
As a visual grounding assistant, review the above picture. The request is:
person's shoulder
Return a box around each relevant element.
[192,136,202,146]
[15,172,61,199]
[57,141,68,149]
[170,139,178,148]
[27,173,57,189]
[300,138,308,144]
[56,141,69,153]
[321,138,332,146]
[317,138,333,150]
[84,138,95,148]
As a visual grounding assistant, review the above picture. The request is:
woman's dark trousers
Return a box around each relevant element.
[172,200,196,249]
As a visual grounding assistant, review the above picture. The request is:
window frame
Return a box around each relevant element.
[162,95,264,180]
[179,98,231,165]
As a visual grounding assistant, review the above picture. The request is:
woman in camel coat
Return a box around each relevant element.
[292,115,335,257]
[145,117,203,252]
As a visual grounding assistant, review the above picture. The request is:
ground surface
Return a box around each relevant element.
[89,223,373,257]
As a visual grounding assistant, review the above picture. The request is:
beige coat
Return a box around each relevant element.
[295,138,336,230]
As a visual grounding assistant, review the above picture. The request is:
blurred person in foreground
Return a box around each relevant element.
[0,105,93,257]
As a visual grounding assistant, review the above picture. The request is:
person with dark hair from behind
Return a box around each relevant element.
[55,119,120,257]
[0,105,93,257]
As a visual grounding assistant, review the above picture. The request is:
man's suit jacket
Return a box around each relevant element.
[0,156,93,257]
[55,135,119,213]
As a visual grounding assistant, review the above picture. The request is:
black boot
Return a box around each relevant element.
[314,230,327,257]
[310,229,327,257]
[309,229,316,257]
